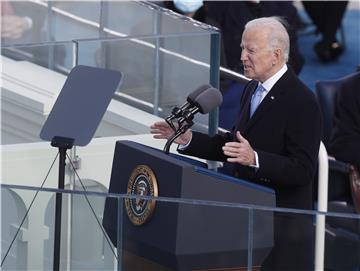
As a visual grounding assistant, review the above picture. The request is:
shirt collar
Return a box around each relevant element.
[260,64,288,92]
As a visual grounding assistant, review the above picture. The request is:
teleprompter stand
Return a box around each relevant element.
[40,65,122,271]
[51,136,74,271]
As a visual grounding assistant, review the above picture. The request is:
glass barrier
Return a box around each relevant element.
[1,41,75,73]
[76,31,218,133]
[1,1,50,46]
[104,1,214,36]
[1,1,215,46]
[1,33,219,144]
[1,184,117,270]
[1,42,76,145]
[1,1,220,145]
[2,184,360,270]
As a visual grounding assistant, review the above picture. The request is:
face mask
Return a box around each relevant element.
[173,0,203,13]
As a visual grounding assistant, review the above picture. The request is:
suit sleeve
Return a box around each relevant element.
[177,131,230,162]
[178,80,256,162]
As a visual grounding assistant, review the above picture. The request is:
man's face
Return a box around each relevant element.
[240,28,279,82]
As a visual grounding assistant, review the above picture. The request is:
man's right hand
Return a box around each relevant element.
[150,121,192,145]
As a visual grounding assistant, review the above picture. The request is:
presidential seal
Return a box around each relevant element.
[125,165,158,226]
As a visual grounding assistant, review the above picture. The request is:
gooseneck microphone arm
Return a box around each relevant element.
[163,106,199,154]
[163,86,223,154]
[163,121,193,154]
[165,115,177,132]
[164,84,211,132]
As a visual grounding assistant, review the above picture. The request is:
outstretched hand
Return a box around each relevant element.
[150,121,192,145]
[222,131,256,166]
[1,16,31,39]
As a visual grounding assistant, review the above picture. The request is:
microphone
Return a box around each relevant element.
[163,87,223,154]
[193,87,223,114]
[167,84,212,121]
[178,87,223,123]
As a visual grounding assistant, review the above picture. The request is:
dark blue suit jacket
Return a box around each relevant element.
[179,68,322,210]
[179,68,322,270]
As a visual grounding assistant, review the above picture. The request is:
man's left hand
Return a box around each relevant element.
[222,131,256,166]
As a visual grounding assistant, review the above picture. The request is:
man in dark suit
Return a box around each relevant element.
[151,17,322,270]
[330,72,360,170]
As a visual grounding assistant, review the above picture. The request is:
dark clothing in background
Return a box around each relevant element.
[330,72,360,169]
[302,1,348,45]
[302,1,348,62]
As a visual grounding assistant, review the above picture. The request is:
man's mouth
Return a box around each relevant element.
[243,65,252,71]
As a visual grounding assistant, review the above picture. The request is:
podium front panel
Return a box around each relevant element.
[103,141,276,270]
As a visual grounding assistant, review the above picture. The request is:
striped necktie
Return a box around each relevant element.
[250,84,266,117]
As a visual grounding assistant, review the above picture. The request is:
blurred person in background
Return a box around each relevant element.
[1,1,66,71]
[0,1,46,43]
[163,0,206,22]
[330,71,360,213]
[302,1,348,62]
[1,1,34,40]
[330,71,360,170]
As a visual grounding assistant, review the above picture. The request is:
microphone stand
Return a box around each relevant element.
[163,108,199,154]
[165,117,177,132]
[163,121,193,154]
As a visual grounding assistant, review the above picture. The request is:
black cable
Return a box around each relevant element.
[1,152,59,267]
[65,153,118,261]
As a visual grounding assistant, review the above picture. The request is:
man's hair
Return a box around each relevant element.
[244,16,290,62]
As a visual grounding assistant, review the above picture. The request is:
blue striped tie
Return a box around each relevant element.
[250,84,266,117]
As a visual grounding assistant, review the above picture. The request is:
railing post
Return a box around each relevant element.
[315,141,329,271]
[208,31,220,169]
[117,197,123,271]
[247,208,254,271]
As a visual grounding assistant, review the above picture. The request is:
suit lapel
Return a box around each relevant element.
[234,81,258,135]
[242,69,292,133]
[245,85,282,131]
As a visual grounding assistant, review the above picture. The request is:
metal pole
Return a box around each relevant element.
[66,41,79,270]
[47,1,55,70]
[152,11,161,116]
[116,198,123,271]
[208,31,220,136]
[72,41,78,67]
[208,31,221,169]
[247,209,254,271]
[53,147,66,271]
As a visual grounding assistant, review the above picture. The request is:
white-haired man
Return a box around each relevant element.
[151,17,322,270]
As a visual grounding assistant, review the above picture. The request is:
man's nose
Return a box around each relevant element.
[240,49,247,61]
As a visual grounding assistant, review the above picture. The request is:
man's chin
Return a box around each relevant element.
[244,71,254,79]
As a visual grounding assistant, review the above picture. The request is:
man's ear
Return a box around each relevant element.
[273,48,282,64]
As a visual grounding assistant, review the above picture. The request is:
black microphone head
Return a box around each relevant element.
[186,84,212,104]
[194,88,223,114]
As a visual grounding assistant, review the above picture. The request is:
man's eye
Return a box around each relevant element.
[241,47,256,54]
